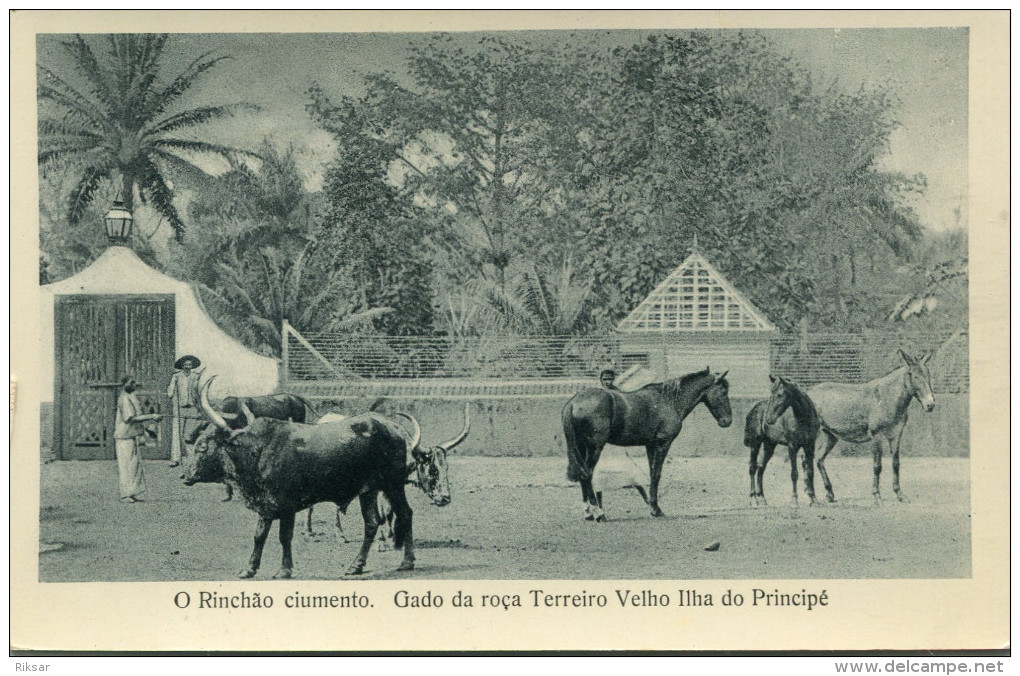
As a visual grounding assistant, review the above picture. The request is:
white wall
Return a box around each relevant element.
[40,246,279,401]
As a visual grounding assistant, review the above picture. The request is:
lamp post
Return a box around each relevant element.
[103,200,133,245]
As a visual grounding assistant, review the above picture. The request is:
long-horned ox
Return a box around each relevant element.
[308,405,469,546]
[183,380,447,578]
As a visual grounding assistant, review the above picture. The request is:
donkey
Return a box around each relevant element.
[809,349,935,504]
[744,375,821,507]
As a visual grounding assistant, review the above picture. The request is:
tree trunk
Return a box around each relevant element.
[119,166,136,212]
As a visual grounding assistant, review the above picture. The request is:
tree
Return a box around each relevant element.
[180,141,390,356]
[37,33,256,242]
[475,257,593,336]
[309,31,931,336]
[569,32,926,331]
[309,35,587,291]
[306,101,437,335]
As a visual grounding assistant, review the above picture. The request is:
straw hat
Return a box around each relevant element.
[174,355,201,370]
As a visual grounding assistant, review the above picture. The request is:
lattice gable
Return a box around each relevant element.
[617,252,775,332]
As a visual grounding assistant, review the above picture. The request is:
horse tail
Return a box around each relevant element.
[743,401,764,447]
[563,401,591,483]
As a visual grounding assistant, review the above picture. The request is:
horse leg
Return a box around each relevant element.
[788,445,800,508]
[802,444,819,506]
[757,441,776,507]
[816,430,839,503]
[273,511,296,579]
[304,505,314,535]
[748,441,761,507]
[633,485,650,506]
[579,439,605,522]
[346,492,383,575]
[240,516,272,579]
[581,480,596,520]
[646,442,669,517]
[890,425,908,502]
[591,480,607,523]
[872,436,888,505]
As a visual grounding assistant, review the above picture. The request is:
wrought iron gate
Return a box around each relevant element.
[54,295,175,460]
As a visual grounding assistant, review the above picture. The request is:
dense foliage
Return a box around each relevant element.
[39,31,967,352]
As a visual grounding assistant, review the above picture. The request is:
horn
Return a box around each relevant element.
[220,411,240,421]
[199,378,231,433]
[716,370,729,382]
[438,403,471,451]
[240,401,256,426]
[395,413,422,451]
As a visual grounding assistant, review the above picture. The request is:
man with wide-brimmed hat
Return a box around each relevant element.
[166,355,203,467]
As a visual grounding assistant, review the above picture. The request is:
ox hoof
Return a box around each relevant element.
[238,568,257,579]
[895,492,908,503]
[873,495,883,506]
[377,542,392,552]
[649,506,664,517]
[826,494,836,503]
[345,564,365,576]
[595,514,608,523]
[397,561,415,572]
[272,569,292,580]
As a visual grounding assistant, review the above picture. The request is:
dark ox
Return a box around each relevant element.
[307,405,469,545]
[185,390,319,502]
[183,382,448,578]
[185,391,318,443]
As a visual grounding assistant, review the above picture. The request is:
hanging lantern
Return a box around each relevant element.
[103,201,133,244]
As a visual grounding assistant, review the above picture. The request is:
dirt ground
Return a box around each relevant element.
[38,454,971,582]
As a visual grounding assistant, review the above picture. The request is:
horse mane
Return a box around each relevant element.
[642,369,715,402]
[785,378,816,415]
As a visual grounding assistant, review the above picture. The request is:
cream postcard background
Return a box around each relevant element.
[10,10,1009,652]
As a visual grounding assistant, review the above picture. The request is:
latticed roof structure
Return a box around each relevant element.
[617,249,776,333]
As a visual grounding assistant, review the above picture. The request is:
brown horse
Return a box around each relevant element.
[563,368,732,521]
[744,375,821,508]
[810,349,935,504]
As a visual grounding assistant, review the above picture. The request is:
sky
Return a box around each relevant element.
[38,27,969,232]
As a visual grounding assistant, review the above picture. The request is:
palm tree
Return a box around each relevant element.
[37,33,256,242]
[184,142,394,357]
[478,258,592,336]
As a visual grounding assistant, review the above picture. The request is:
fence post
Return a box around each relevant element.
[281,318,290,389]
